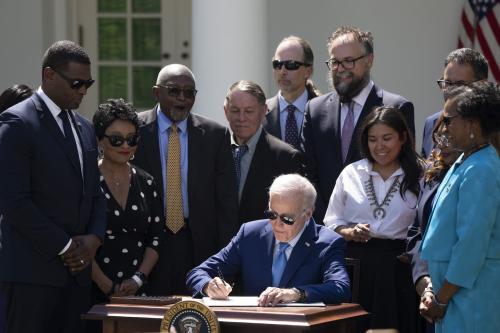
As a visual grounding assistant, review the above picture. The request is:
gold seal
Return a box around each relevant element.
[160,300,219,333]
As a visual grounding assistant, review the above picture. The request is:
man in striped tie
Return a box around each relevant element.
[187,174,351,306]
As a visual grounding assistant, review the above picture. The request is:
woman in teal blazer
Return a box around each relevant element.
[421,82,500,333]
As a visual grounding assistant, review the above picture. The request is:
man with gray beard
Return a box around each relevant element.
[301,26,414,222]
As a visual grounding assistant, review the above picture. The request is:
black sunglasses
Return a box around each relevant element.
[157,84,197,99]
[104,134,140,147]
[52,68,95,90]
[272,60,309,71]
[442,114,459,126]
[264,209,297,225]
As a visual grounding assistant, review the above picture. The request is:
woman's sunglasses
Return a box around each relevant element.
[104,134,140,147]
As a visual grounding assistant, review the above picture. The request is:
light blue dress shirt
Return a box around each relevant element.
[278,89,308,140]
[156,107,189,218]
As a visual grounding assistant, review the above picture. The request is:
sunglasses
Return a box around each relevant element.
[264,209,297,225]
[272,60,309,71]
[104,134,140,147]
[52,68,95,90]
[442,114,459,126]
[157,84,197,99]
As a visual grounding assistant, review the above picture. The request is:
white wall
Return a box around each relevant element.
[266,0,463,150]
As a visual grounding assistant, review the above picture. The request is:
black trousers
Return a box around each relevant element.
[2,279,90,333]
[146,226,193,296]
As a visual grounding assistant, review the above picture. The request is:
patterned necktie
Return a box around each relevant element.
[284,105,300,149]
[58,110,80,171]
[166,123,184,234]
[272,242,290,287]
[341,101,355,163]
[232,144,248,190]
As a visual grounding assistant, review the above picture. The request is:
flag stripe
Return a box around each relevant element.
[476,25,500,81]
[486,7,500,46]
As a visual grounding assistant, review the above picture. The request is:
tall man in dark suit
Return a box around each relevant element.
[421,48,489,158]
[302,26,415,222]
[133,64,238,295]
[187,174,351,306]
[0,40,106,333]
[264,36,318,149]
[224,80,303,225]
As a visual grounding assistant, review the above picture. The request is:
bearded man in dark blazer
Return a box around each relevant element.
[302,26,415,222]
[133,64,238,295]
[224,80,303,225]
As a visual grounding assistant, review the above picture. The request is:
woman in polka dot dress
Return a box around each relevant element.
[90,99,164,309]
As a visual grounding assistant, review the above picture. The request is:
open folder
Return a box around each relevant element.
[202,296,325,307]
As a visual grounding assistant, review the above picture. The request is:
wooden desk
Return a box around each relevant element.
[84,301,368,333]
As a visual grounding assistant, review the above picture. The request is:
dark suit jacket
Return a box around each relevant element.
[301,85,415,221]
[421,111,441,158]
[0,94,106,287]
[238,130,304,225]
[263,91,315,140]
[186,219,351,304]
[133,108,239,265]
[407,179,439,284]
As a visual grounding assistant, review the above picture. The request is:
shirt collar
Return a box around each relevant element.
[37,86,64,118]
[156,105,188,134]
[347,80,374,107]
[276,218,309,249]
[357,158,404,178]
[278,88,308,113]
[231,126,262,154]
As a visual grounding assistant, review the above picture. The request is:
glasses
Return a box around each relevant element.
[442,114,459,127]
[272,60,309,71]
[325,54,367,70]
[157,84,197,99]
[52,68,95,90]
[104,134,140,147]
[264,209,302,225]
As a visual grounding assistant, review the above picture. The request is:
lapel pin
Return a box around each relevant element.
[305,242,310,247]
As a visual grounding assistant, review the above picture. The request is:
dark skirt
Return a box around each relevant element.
[346,238,421,333]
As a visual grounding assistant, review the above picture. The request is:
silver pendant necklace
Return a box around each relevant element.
[364,175,400,220]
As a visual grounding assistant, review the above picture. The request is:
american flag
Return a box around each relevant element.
[458,0,499,82]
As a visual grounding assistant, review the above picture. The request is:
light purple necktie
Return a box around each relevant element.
[341,101,355,163]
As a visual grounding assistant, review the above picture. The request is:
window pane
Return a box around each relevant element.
[99,18,127,61]
[99,66,128,103]
[98,0,126,13]
[133,66,160,108]
[132,19,161,61]
[132,0,160,13]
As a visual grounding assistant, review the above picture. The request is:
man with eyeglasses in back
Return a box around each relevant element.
[133,64,239,296]
[187,174,350,306]
[0,40,106,333]
[263,36,320,150]
[421,48,489,158]
[301,26,415,223]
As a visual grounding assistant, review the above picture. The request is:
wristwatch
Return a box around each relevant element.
[292,287,307,303]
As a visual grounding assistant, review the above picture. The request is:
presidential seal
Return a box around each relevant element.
[160,300,219,333]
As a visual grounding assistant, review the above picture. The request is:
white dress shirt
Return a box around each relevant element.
[324,159,417,240]
[272,219,308,261]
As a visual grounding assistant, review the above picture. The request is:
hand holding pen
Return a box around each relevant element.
[202,266,233,300]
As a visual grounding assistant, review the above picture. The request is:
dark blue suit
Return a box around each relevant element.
[421,111,440,158]
[0,93,106,332]
[187,219,351,304]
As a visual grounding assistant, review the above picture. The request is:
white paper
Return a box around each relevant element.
[202,296,325,307]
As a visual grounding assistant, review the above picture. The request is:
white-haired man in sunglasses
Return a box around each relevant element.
[187,173,351,306]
